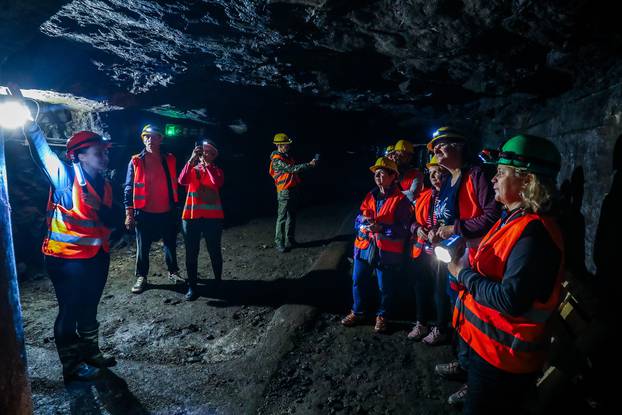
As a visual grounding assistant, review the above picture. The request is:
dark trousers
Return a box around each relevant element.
[182,218,223,287]
[275,192,297,248]
[134,210,179,278]
[408,255,434,323]
[46,250,110,347]
[464,350,537,415]
[432,260,451,331]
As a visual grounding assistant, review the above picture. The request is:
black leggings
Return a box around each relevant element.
[45,250,110,346]
[182,218,223,286]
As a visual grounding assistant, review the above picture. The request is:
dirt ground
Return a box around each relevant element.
[20,201,459,414]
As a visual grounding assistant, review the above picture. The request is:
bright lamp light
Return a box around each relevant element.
[0,101,33,129]
[434,234,465,263]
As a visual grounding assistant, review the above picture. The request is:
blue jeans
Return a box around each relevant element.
[352,258,396,317]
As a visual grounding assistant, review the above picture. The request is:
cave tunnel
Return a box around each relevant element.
[0,1,619,414]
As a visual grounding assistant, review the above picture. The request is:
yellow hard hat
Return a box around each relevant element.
[426,155,440,168]
[427,126,466,151]
[273,133,293,144]
[384,145,395,156]
[370,157,399,175]
[394,139,414,154]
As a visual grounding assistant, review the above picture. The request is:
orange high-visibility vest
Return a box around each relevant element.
[42,177,112,259]
[458,169,483,220]
[354,187,407,256]
[131,153,179,209]
[400,168,424,197]
[410,188,434,258]
[269,152,301,192]
[182,168,224,220]
[452,213,563,374]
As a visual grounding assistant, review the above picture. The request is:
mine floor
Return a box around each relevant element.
[22,202,458,414]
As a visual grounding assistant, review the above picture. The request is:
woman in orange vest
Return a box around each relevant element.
[446,135,563,414]
[25,122,116,381]
[341,157,412,333]
[407,156,449,341]
[178,140,224,301]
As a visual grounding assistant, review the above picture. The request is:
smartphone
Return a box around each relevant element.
[314,153,320,161]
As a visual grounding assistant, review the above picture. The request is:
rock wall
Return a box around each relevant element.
[468,73,622,273]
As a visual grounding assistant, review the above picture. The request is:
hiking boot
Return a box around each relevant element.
[447,383,468,406]
[341,312,365,327]
[374,316,388,333]
[131,276,147,294]
[78,326,116,368]
[407,321,429,341]
[185,286,198,301]
[64,362,101,382]
[168,272,184,284]
[276,245,289,253]
[435,361,467,381]
[422,326,448,345]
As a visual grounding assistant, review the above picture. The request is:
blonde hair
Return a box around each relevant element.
[514,168,557,213]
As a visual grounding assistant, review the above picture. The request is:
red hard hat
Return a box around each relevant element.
[66,131,109,159]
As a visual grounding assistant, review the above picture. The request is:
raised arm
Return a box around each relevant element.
[24,122,71,190]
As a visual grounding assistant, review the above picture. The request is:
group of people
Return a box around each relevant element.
[24,121,226,382]
[342,127,564,414]
[21,103,564,414]
[22,112,317,384]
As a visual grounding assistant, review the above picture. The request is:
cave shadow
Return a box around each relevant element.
[559,166,588,280]
[65,369,148,415]
[593,133,622,314]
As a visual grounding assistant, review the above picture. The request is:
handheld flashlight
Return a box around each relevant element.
[434,234,465,263]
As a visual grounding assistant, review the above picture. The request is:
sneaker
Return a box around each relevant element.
[341,312,365,327]
[131,276,147,294]
[447,383,468,406]
[374,316,388,333]
[407,321,429,341]
[184,286,198,302]
[276,245,289,253]
[168,272,183,284]
[434,361,467,381]
[422,326,448,345]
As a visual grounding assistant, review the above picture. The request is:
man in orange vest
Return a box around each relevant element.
[124,124,181,294]
[269,133,317,253]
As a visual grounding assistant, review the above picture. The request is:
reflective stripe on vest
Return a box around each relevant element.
[354,188,406,257]
[269,153,301,192]
[131,153,179,209]
[453,214,563,374]
[42,177,112,259]
[410,188,433,258]
[182,183,224,220]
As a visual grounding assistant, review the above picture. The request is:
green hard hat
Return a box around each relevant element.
[496,134,561,177]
